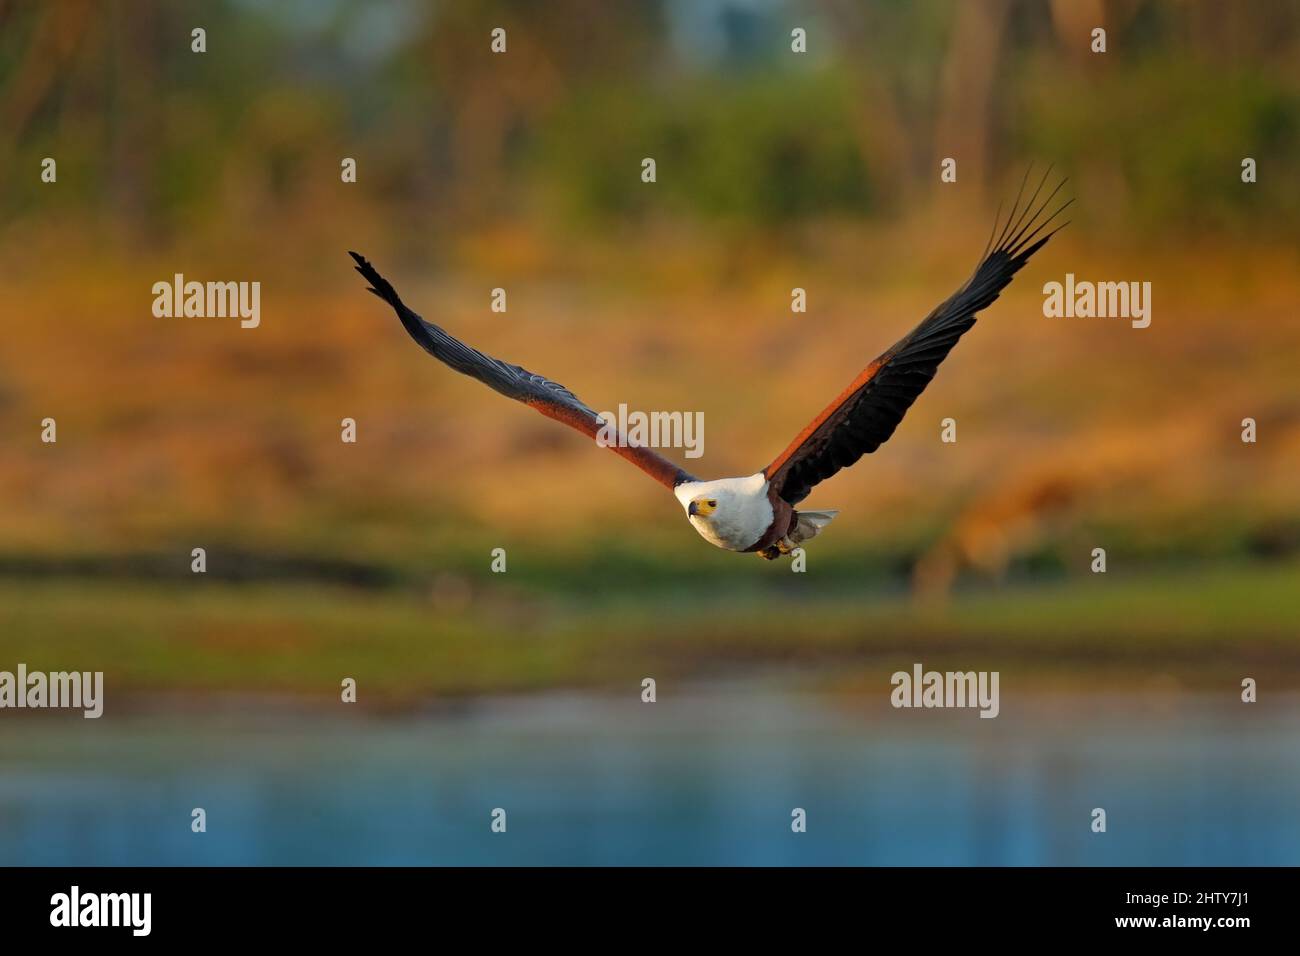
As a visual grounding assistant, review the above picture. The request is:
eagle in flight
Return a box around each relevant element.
[351,171,1068,559]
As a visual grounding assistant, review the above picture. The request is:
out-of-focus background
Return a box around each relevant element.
[1,0,1298,865]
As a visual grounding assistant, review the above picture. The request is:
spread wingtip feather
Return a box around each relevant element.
[348,250,403,308]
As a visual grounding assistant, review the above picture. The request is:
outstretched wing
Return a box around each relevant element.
[763,169,1070,506]
[350,251,695,490]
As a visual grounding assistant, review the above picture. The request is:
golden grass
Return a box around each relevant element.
[0,214,1296,571]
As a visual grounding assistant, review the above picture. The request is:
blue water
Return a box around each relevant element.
[1,687,1297,865]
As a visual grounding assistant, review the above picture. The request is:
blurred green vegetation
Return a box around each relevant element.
[2,559,1297,700]
[2,1,1297,235]
[1020,58,1300,234]
[536,71,875,224]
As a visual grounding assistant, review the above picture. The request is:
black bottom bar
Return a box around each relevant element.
[0,866,1278,942]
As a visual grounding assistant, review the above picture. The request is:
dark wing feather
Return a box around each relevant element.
[350,251,696,490]
[763,170,1070,506]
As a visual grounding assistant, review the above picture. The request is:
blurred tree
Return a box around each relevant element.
[933,0,1011,192]
[418,0,669,221]
[0,0,91,141]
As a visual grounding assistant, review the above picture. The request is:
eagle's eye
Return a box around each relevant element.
[688,498,718,518]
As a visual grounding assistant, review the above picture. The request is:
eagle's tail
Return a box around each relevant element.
[757,509,839,559]
[791,509,839,545]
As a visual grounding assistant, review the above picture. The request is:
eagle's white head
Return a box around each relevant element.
[673,473,774,552]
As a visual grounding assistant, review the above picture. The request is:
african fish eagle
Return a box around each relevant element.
[351,170,1068,559]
